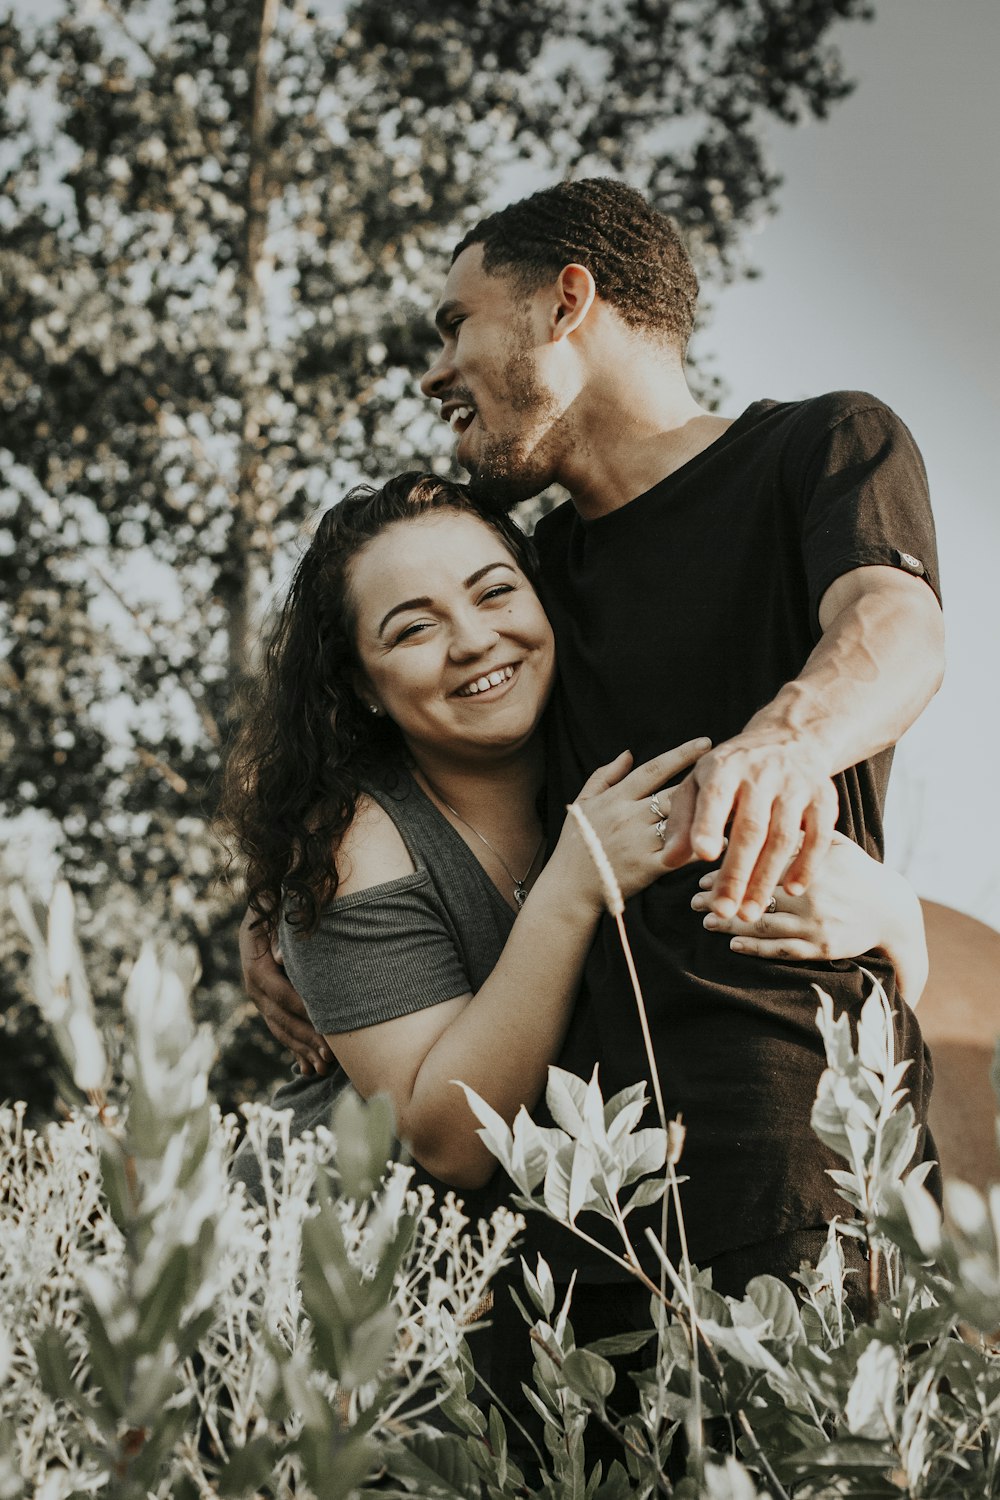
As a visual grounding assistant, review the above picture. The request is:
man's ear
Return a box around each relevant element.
[551,263,597,341]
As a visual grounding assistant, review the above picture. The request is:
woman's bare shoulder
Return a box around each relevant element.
[335,793,416,896]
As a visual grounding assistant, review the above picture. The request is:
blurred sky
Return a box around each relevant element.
[693,0,999,924]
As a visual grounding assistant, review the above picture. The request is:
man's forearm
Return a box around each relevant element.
[740,568,945,775]
[662,566,944,919]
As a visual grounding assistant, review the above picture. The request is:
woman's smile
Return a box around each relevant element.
[453,662,517,698]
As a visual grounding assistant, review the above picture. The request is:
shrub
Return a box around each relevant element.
[6,883,1000,1497]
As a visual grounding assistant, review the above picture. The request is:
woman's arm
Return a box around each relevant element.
[691,832,928,1006]
[309,740,709,1191]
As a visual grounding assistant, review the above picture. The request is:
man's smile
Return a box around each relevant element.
[441,399,478,436]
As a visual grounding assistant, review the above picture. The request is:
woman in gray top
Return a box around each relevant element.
[222,473,926,1204]
[223,472,713,1201]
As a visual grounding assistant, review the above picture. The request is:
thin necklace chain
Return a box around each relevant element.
[423,776,545,909]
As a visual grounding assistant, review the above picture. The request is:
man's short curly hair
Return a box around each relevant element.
[452,177,699,351]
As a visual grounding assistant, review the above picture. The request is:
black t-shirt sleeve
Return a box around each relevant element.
[793,396,941,632]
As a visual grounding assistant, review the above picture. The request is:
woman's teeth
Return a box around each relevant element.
[450,406,474,433]
[458,665,515,697]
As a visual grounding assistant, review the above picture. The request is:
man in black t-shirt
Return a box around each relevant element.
[246,180,944,1294]
[426,179,944,1290]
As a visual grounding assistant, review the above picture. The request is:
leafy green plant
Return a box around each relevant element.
[10,879,1000,1496]
[3,885,520,1497]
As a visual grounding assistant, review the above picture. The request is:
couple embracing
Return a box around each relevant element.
[222,178,943,1411]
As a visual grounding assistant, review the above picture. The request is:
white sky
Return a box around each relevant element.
[696,0,1000,925]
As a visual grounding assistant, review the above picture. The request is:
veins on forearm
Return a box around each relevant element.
[744,591,942,774]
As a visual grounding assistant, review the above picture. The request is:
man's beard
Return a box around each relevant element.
[464,348,563,515]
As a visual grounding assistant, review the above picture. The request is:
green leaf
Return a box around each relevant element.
[332,1087,395,1201]
[590,1458,636,1500]
[134,1243,190,1354]
[603,1080,648,1128]
[437,1387,487,1438]
[742,1275,804,1343]
[785,1436,897,1472]
[297,1426,378,1500]
[126,1404,193,1488]
[561,1346,616,1404]
[99,1140,135,1230]
[217,1436,281,1496]
[622,1176,668,1216]
[487,1405,507,1492]
[615,1128,667,1189]
[522,1382,563,1431]
[342,1304,399,1389]
[361,1210,418,1317]
[585,1327,655,1358]
[521,1253,556,1318]
[697,1316,786,1379]
[383,1431,481,1497]
[77,1297,127,1417]
[128,1348,186,1428]
[32,1327,81,1410]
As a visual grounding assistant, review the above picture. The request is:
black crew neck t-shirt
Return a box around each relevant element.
[530,391,941,1278]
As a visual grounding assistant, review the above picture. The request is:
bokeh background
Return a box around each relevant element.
[2,0,996,1121]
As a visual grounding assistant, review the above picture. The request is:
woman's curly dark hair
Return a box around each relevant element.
[219,471,538,936]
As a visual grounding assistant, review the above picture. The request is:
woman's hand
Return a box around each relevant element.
[691,832,928,1004]
[564,738,713,912]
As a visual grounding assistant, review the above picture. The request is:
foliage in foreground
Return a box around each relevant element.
[7,885,1000,1497]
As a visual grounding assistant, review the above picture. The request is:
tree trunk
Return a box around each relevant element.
[227,0,280,685]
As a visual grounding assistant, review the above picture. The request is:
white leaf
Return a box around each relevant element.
[568,1142,598,1223]
[66,1010,108,1093]
[542,1149,572,1222]
[944,1180,991,1243]
[453,1082,514,1175]
[844,1340,898,1439]
[545,1067,589,1137]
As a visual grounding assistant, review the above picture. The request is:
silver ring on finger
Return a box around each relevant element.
[765,895,778,914]
[655,818,669,843]
[650,791,668,821]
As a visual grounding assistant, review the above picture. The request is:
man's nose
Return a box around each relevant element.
[420,347,452,399]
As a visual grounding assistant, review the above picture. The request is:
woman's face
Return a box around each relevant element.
[348,510,555,769]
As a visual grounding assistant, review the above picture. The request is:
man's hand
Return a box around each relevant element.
[659,739,840,922]
[661,564,943,922]
[239,909,333,1076]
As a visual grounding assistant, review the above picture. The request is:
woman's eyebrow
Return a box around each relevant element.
[463,561,516,588]
[378,596,431,637]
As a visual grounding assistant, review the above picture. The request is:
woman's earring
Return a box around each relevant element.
[368,704,381,716]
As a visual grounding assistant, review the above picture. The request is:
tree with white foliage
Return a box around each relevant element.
[0,0,873,1114]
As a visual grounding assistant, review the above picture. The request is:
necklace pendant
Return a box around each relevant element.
[513,881,528,909]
